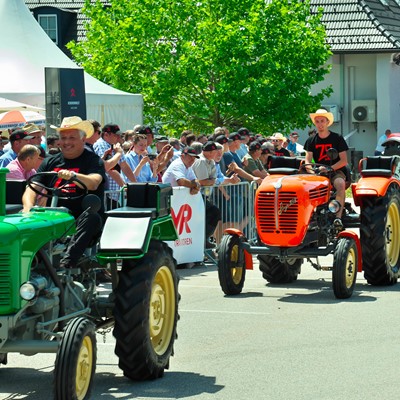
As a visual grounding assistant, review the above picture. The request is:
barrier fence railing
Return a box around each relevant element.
[203,181,258,245]
[103,181,259,263]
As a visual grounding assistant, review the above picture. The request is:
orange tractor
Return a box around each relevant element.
[217,152,400,299]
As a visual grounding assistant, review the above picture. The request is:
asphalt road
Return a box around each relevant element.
[1,256,400,400]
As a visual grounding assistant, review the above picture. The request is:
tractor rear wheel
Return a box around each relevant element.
[217,234,246,295]
[54,317,96,400]
[258,255,301,284]
[332,237,358,299]
[113,240,179,381]
[360,185,400,285]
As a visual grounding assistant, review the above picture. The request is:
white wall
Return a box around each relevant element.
[377,53,400,135]
[307,53,400,157]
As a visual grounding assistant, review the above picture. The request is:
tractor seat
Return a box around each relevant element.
[360,156,398,178]
[268,156,303,175]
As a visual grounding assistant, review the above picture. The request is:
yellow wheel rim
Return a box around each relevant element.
[386,202,400,268]
[345,247,357,289]
[230,244,243,285]
[150,266,175,355]
[75,336,93,400]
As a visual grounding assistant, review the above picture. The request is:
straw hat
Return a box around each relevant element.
[50,116,94,139]
[270,132,287,142]
[309,109,334,127]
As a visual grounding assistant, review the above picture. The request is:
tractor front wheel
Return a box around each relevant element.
[332,237,358,299]
[217,234,246,295]
[54,317,96,400]
[113,240,179,381]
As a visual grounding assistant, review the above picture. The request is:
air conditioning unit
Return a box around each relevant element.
[351,100,376,123]
[321,104,340,122]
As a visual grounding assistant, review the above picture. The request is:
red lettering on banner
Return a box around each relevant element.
[315,144,333,162]
[171,204,192,235]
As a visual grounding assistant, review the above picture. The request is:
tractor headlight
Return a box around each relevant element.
[19,282,37,301]
[328,200,341,214]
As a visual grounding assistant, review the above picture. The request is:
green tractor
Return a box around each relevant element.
[0,168,180,399]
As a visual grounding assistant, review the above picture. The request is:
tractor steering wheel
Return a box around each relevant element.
[299,163,335,176]
[27,171,88,200]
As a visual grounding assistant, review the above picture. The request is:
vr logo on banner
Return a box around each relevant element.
[171,204,192,235]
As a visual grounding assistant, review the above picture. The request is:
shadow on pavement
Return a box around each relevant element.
[0,367,224,399]
[92,370,224,399]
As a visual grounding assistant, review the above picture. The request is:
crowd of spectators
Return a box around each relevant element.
[1,116,312,254]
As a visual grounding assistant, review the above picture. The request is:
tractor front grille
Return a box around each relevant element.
[309,186,329,200]
[0,253,11,307]
[257,191,298,234]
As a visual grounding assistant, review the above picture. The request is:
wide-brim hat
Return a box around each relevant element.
[270,132,287,142]
[309,109,334,127]
[23,123,42,134]
[50,116,94,139]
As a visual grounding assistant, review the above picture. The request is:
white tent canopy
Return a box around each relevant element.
[0,97,45,112]
[0,0,143,131]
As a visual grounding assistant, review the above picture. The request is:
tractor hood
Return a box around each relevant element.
[255,173,330,246]
[0,210,75,249]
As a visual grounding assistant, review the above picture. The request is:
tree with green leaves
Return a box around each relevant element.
[68,0,332,134]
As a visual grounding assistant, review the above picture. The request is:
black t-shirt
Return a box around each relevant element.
[34,149,106,218]
[274,147,291,157]
[304,131,349,170]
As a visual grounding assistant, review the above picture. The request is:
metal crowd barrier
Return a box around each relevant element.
[203,181,257,245]
[103,182,258,264]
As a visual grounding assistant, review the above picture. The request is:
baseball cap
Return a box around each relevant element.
[238,127,250,136]
[215,135,229,144]
[36,145,47,159]
[102,123,122,135]
[155,135,169,142]
[9,129,34,142]
[229,132,244,141]
[181,146,200,158]
[248,142,262,152]
[261,144,275,155]
[202,141,218,151]
[137,125,153,135]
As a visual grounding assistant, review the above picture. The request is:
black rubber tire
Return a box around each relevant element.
[113,240,179,381]
[54,317,96,400]
[360,185,400,285]
[217,234,246,295]
[258,255,301,283]
[332,237,358,299]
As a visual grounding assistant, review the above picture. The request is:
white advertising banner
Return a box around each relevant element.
[166,187,205,265]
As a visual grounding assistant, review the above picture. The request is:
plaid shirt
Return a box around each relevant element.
[93,137,126,199]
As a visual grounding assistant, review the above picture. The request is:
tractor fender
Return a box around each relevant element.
[99,216,152,256]
[223,228,253,270]
[338,230,362,272]
[352,176,400,206]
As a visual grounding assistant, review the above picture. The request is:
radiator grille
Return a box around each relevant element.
[0,253,11,307]
[258,191,298,234]
[309,186,329,200]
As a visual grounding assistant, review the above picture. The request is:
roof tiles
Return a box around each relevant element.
[25,0,400,53]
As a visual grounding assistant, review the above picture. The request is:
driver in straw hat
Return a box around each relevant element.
[304,109,349,227]
[22,116,107,270]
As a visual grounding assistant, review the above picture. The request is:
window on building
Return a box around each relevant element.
[38,14,58,44]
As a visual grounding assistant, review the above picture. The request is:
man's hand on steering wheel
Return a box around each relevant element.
[57,169,77,181]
